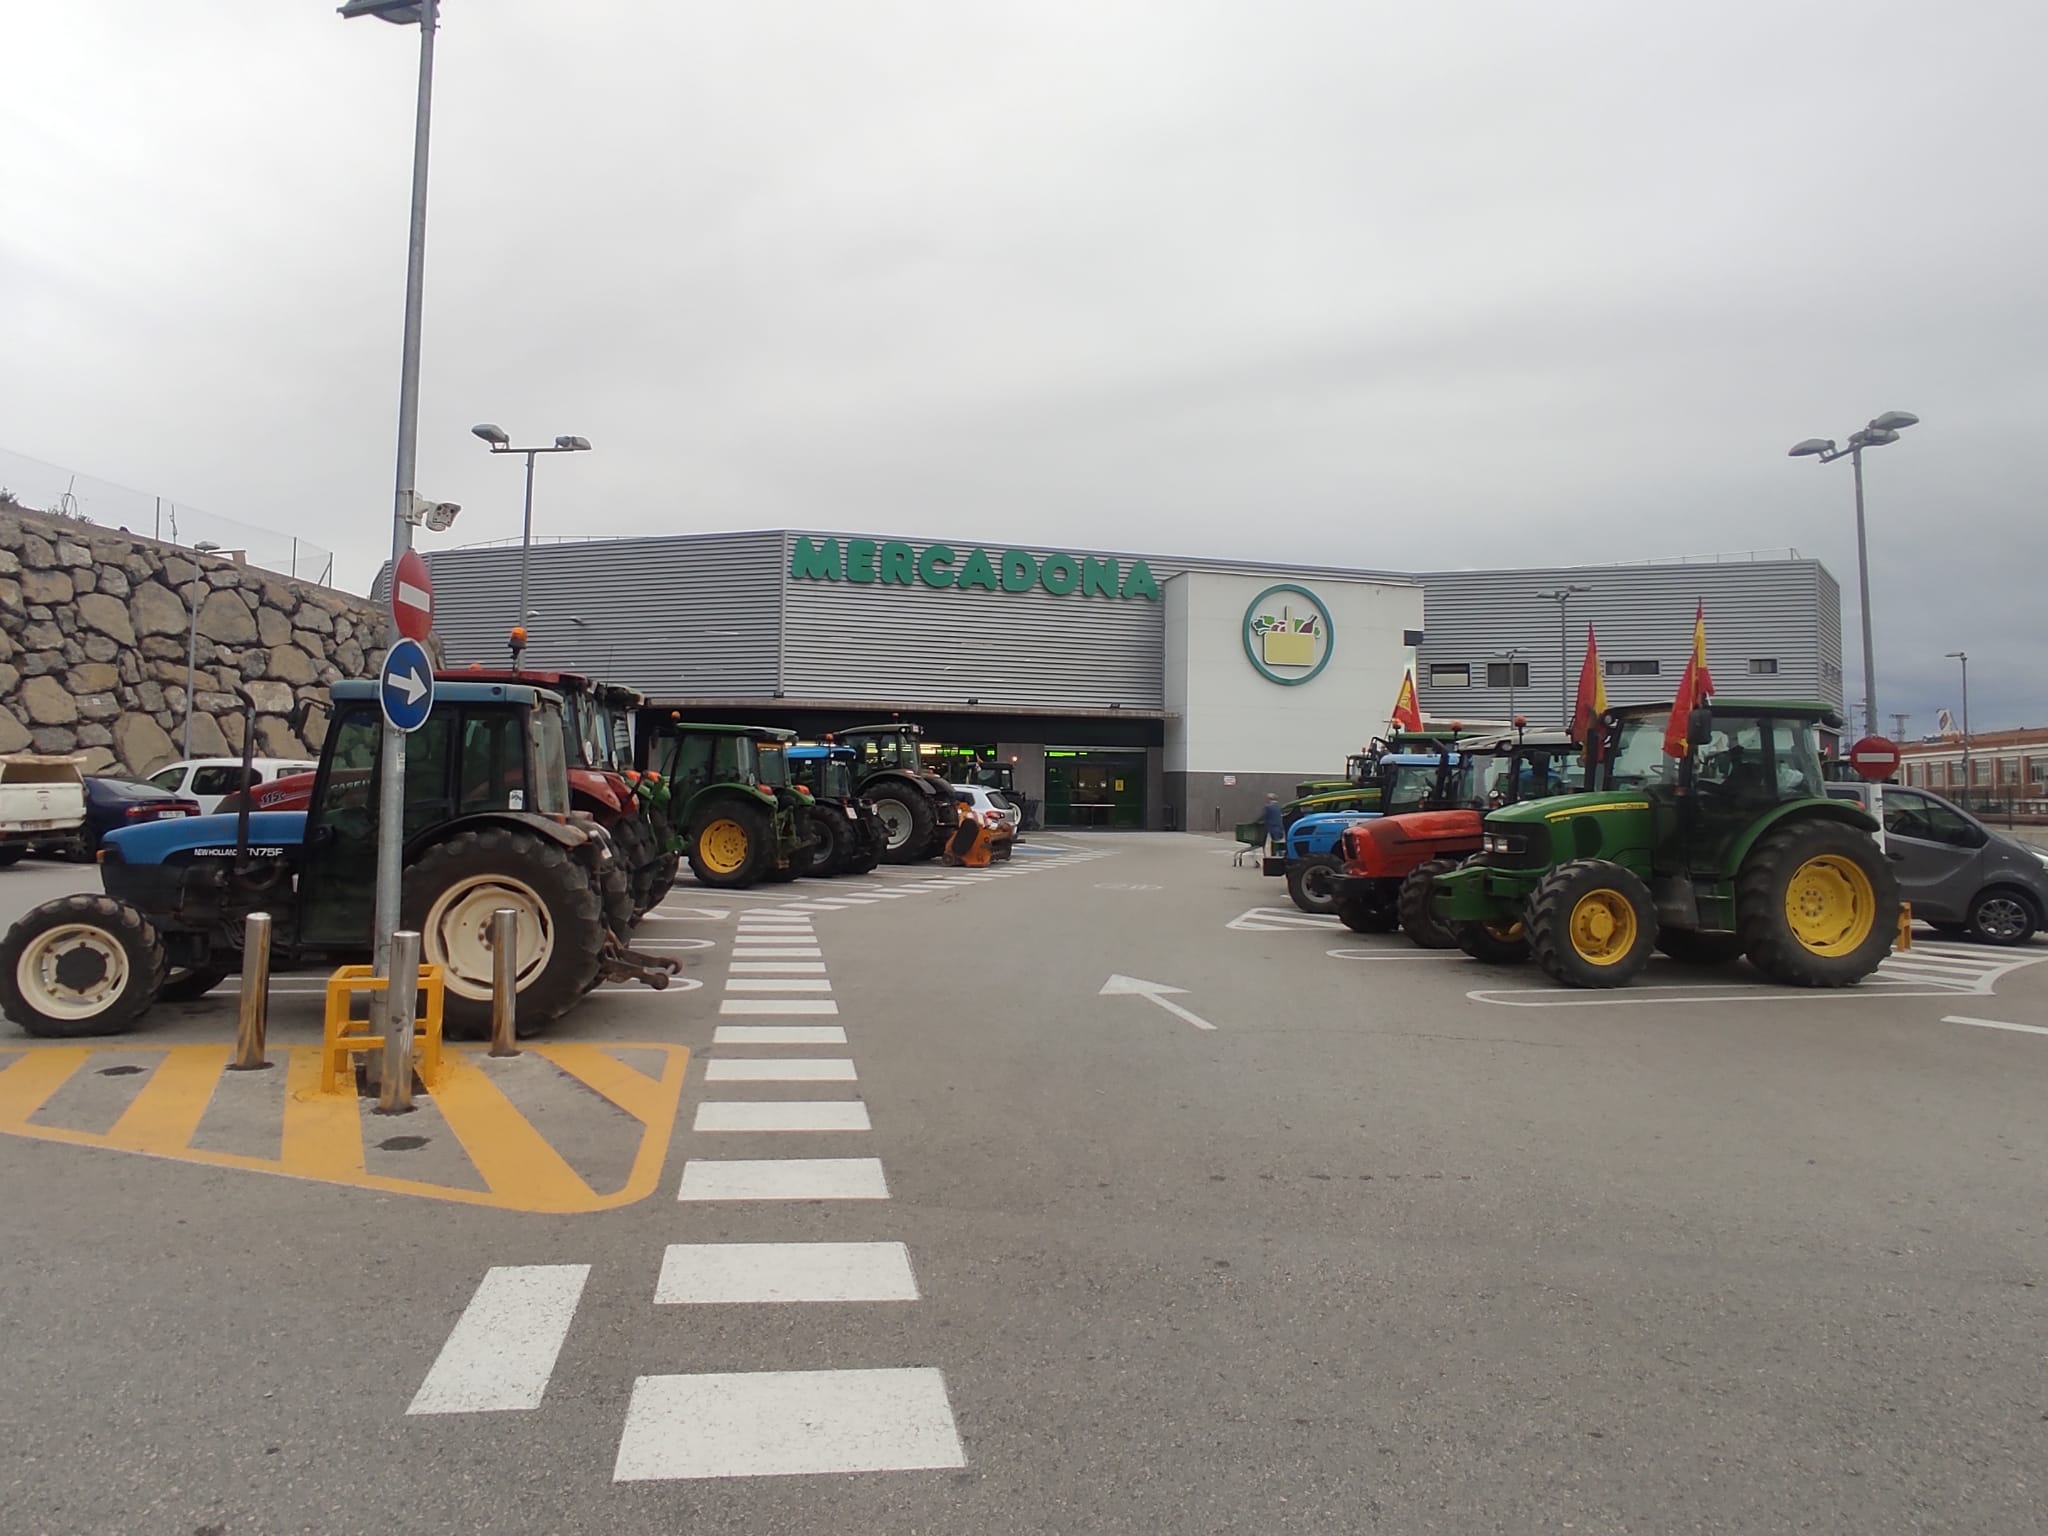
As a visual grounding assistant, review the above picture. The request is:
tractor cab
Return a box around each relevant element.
[787,743,889,878]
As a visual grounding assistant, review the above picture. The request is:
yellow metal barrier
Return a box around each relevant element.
[1896,902,1914,952]
[321,963,445,1095]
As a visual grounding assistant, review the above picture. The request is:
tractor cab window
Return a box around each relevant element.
[458,713,527,812]
[316,709,382,820]
[529,704,570,814]
[1383,762,1444,814]
[1693,718,1776,810]
[1769,719,1825,799]
[1605,715,1678,790]
[661,733,714,792]
[757,744,790,788]
[856,734,915,773]
[824,760,855,799]
[1513,749,1579,802]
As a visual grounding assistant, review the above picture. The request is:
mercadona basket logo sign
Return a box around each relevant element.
[1242,583,1333,685]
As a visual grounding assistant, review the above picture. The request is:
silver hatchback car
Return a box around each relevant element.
[1826,781,2048,945]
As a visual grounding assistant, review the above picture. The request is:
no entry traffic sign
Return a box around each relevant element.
[1847,735,1902,782]
[392,548,434,644]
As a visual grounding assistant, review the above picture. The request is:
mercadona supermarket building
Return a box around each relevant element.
[413,531,1842,834]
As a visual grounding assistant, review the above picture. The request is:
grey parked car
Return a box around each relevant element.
[1826,782,2048,945]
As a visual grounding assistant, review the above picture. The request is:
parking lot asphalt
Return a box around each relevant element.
[3,835,2047,1534]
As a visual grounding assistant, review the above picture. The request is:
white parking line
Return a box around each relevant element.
[723,947,823,959]
[407,1265,590,1415]
[1944,1015,2048,1038]
[719,998,840,1015]
[654,1242,917,1304]
[613,1368,964,1480]
[729,961,828,974]
[723,978,834,992]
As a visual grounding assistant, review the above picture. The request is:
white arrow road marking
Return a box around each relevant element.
[396,579,432,613]
[387,665,428,705]
[1099,973,1216,1030]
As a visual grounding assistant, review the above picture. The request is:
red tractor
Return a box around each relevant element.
[221,662,678,921]
[1332,726,1582,949]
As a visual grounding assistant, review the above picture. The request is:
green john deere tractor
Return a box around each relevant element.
[1431,699,1903,989]
[637,719,808,888]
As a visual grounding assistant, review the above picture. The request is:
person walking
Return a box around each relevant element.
[1261,792,1285,854]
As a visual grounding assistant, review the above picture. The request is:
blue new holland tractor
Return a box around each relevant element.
[1278,749,1465,914]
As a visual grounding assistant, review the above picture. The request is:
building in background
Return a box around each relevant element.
[403,533,1842,832]
[1415,553,1844,733]
[1900,728,2048,816]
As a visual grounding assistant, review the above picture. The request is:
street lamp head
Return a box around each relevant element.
[1787,438,1834,458]
[554,435,592,451]
[338,0,425,22]
[1848,427,1901,448]
[1869,410,1919,432]
[192,539,222,554]
[471,423,510,448]
[1946,650,1967,661]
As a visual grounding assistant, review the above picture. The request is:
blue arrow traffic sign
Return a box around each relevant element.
[380,637,434,733]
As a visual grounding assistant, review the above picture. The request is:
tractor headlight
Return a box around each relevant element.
[1483,832,1526,855]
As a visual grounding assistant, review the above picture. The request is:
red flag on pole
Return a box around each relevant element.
[1571,625,1607,748]
[1663,603,1715,757]
[1390,669,1423,732]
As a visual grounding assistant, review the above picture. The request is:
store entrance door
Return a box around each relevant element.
[1044,750,1146,829]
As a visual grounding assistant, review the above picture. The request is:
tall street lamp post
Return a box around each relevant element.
[1946,649,1970,802]
[1788,410,1920,739]
[182,540,222,757]
[471,425,592,628]
[1536,585,1592,727]
[342,0,440,999]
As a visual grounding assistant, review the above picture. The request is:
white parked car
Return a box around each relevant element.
[146,757,318,815]
[0,756,88,866]
[954,784,1022,832]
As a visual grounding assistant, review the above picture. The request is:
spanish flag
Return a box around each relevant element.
[1663,603,1715,757]
[1571,625,1607,749]
[1390,669,1424,732]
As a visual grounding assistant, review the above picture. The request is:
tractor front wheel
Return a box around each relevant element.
[1737,819,1900,987]
[1337,889,1399,933]
[404,829,607,1039]
[688,802,772,888]
[1457,919,1530,965]
[1527,859,1658,989]
[793,808,848,877]
[0,894,167,1037]
[870,790,934,865]
[1397,859,1461,949]
[1286,854,1342,915]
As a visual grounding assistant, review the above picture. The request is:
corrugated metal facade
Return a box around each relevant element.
[1413,557,1844,726]
[398,533,1841,726]
[409,531,1419,712]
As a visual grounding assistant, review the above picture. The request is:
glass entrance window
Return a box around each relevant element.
[1044,750,1145,829]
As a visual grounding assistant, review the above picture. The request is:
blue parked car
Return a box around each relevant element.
[1280,752,1461,913]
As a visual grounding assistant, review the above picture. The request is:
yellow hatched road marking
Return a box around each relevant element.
[0,1043,688,1214]
[0,1047,95,1131]
[104,1044,232,1152]
[281,1048,367,1180]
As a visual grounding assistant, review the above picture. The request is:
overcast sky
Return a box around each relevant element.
[5,2,2042,731]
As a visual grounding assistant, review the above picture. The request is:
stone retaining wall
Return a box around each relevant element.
[0,506,387,777]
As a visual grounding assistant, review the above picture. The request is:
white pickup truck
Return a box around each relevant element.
[0,755,89,866]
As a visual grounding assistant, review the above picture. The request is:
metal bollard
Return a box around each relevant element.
[488,907,520,1057]
[378,929,422,1114]
[229,911,273,1071]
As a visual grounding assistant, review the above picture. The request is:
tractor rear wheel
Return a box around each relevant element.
[1527,859,1658,988]
[1654,930,1746,966]
[870,789,934,865]
[1337,889,1399,933]
[793,808,848,877]
[1457,918,1530,965]
[404,829,606,1039]
[1397,859,1461,949]
[0,846,25,867]
[0,894,167,1037]
[1286,854,1342,915]
[1737,819,1900,987]
[688,801,772,888]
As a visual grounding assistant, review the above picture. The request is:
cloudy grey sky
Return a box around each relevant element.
[5,2,2043,730]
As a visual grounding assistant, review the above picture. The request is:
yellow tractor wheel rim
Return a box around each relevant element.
[1784,853,1876,956]
[699,818,750,876]
[1568,890,1637,965]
